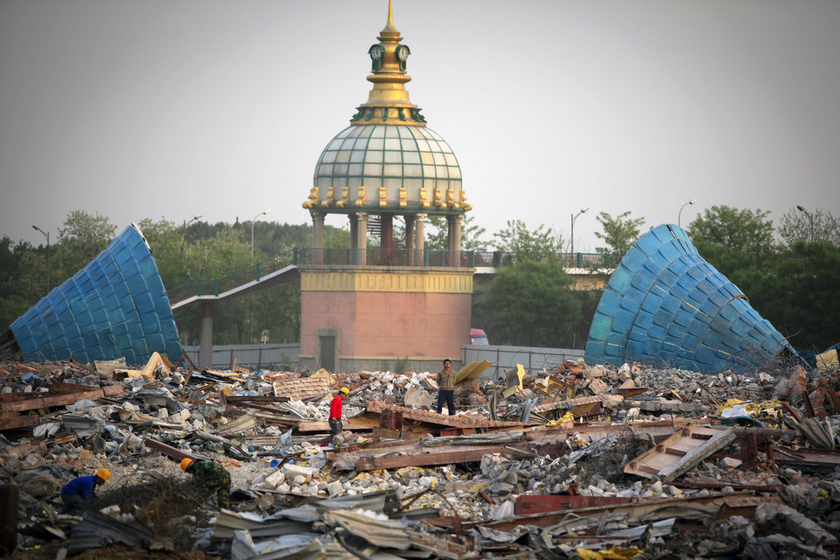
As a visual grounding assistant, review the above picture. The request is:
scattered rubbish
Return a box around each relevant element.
[0,350,838,558]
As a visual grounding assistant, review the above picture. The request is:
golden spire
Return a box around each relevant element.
[350,0,426,126]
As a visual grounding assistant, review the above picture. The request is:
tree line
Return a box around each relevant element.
[1,206,838,354]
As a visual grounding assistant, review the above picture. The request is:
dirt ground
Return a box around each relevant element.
[9,542,222,560]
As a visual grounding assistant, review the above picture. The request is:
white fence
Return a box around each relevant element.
[182,343,300,371]
[461,344,585,380]
[182,343,583,375]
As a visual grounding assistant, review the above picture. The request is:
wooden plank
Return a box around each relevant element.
[355,445,531,471]
[0,414,41,432]
[0,388,105,412]
[624,424,736,481]
[225,395,291,403]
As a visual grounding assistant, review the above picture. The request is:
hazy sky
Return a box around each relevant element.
[2,0,839,254]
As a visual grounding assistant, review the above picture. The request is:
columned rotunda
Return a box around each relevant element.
[298,2,475,373]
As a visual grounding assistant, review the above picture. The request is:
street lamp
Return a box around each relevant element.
[678,199,698,227]
[570,207,590,259]
[251,210,271,260]
[183,214,203,238]
[250,209,270,345]
[32,225,50,295]
[797,205,814,242]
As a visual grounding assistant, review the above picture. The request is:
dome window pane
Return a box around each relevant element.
[348,127,363,138]
[364,163,383,175]
[317,177,332,188]
[322,151,337,163]
[371,126,385,138]
[384,163,402,176]
[400,137,418,151]
[319,164,334,175]
[384,151,402,163]
[384,177,401,190]
[404,164,422,177]
[428,130,443,141]
[444,154,458,166]
[353,138,368,150]
[416,139,430,151]
[405,178,422,190]
[429,141,442,153]
[341,139,355,150]
[334,164,348,175]
[384,138,401,150]
[385,126,399,138]
[365,151,383,163]
[450,167,462,179]
[433,153,446,165]
[423,165,437,178]
[359,126,374,138]
[350,151,365,163]
[328,139,344,150]
[369,138,384,150]
[367,177,382,189]
[348,163,363,176]
[440,142,453,153]
[336,151,351,163]
[398,127,413,138]
[437,167,449,179]
[403,152,420,164]
[421,152,435,165]
[336,128,352,139]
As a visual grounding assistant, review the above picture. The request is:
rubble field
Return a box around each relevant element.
[1,354,839,560]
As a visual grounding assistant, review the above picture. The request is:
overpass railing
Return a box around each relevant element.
[166,248,605,300]
[166,249,297,301]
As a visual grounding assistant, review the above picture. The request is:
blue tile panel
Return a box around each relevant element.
[10,225,181,365]
[584,224,795,373]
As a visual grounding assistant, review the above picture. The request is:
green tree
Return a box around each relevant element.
[778,207,840,247]
[748,241,840,352]
[594,211,645,267]
[483,260,581,347]
[687,205,777,280]
[493,219,562,262]
[53,210,118,282]
[425,214,489,251]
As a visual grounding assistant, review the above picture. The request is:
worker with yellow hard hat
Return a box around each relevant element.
[320,387,350,447]
[180,458,231,509]
[60,468,110,509]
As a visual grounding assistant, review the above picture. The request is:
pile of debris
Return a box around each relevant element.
[1,354,839,559]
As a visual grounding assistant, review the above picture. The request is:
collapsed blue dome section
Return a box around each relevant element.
[585,224,794,373]
[9,224,181,365]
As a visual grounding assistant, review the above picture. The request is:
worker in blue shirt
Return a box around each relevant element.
[60,468,110,508]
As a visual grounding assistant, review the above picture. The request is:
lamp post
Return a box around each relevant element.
[796,205,814,242]
[183,214,203,238]
[31,225,50,295]
[250,210,270,345]
[251,210,271,260]
[570,207,590,262]
[678,199,698,227]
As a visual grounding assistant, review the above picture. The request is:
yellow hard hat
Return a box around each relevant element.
[180,458,194,472]
[340,387,349,395]
[95,468,110,483]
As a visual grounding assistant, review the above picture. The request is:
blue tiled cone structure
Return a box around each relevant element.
[9,224,181,365]
[584,224,796,373]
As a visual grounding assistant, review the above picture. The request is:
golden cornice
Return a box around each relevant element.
[300,270,474,294]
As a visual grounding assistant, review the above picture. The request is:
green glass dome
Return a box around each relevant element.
[310,123,463,212]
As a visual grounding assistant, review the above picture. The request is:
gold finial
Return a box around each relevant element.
[385,0,395,32]
[352,0,425,126]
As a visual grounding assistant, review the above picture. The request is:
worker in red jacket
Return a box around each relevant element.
[321,387,349,446]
